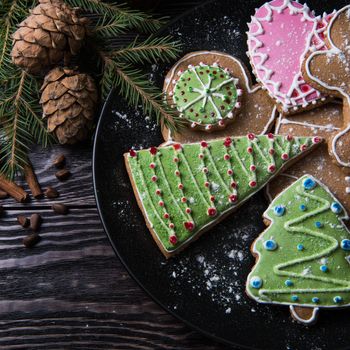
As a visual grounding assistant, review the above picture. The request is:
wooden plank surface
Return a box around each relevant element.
[0,145,231,350]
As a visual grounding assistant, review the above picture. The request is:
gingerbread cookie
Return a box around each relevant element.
[247,0,331,114]
[247,175,350,325]
[266,103,350,218]
[162,51,278,143]
[304,5,350,168]
[124,134,321,258]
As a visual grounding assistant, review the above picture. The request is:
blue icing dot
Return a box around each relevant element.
[291,295,299,302]
[299,204,307,211]
[315,221,323,228]
[263,239,278,251]
[250,276,263,289]
[320,265,328,272]
[331,202,342,214]
[312,297,320,304]
[303,177,316,190]
[297,244,304,251]
[341,239,350,251]
[333,296,342,304]
[285,279,293,287]
[274,205,285,217]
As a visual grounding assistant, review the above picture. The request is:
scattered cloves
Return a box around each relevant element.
[55,169,71,181]
[30,213,42,232]
[52,203,69,215]
[53,154,66,169]
[17,215,30,228]
[23,233,41,248]
[45,186,59,199]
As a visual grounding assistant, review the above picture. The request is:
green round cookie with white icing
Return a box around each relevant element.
[170,63,242,131]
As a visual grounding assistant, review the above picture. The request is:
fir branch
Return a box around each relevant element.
[93,14,129,39]
[109,35,181,64]
[64,0,165,33]
[101,57,182,132]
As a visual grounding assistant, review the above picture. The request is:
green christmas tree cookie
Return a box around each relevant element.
[125,134,321,258]
[247,174,350,325]
[170,62,242,130]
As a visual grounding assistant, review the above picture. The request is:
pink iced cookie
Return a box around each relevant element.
[247,0,330,114]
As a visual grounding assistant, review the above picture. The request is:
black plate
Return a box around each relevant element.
[93,1,350,349]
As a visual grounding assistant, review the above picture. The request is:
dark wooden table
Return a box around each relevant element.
[0,144,234,349]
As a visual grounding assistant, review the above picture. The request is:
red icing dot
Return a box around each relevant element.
[173,157,179,163]
[202,167,208,174]
[210,195,215,202]
[150,147,157,155]
[229,194,238,203]
[268,164,276,173]
[159,201,164,207]
[163,213,169,219]
[224,154,230,160]
[204,181,210,188]
[267,133,274,139]
[231,181,237,189]
[169,234,177,245]
[213,71,217,74]
[301,85,310,93]
[187,77,191,81]
[201,141,208,148]
[249,180,257,188]
[151,175,157,182]
[129,149,136,157]
[207,207,217,217]
[149,162,156,169]
[198,153,204,159]
[173,143,182,150]
[219,120,225,126]
[224,137,232,147]
[227,169,233,175]
[281,153,289,160]
[169,223,175,229]
[175,170,180,176]
[286,134,293,141]
[155,189,161,195]
[247,147,253,154]
[184,221,195,231]
[186,207,191,214]
[250,165,256,172]
[181,197,187,203]
[300,144,307,151]
[313,136,322,144]
[178,183,184,190]
[247,133,255,140]
[269,148,275,155]
[291,90,299,98]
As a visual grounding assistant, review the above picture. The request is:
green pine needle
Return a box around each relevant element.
[101,58,183,133]
[109,35,182,64]
[64,0,165,33]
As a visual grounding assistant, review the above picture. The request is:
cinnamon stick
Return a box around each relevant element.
[23,162,43,199]
[0,175,28,202]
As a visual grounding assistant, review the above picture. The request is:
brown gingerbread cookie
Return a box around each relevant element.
[162,51,277,143]
[303,5,350,168]
[266,102,350,218]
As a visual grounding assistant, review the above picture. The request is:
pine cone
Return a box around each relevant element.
[40,67,98,144]
[11,0,88,75]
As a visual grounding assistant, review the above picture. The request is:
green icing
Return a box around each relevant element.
[247,175,350,308]
[126,135,319,253]
[172,64,239,127]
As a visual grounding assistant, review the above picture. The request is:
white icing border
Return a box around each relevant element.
[247,0,326,111]
[129,137,319,254]
[289,305,319,325]
[247,174,350,311]
[305,5,350,167]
